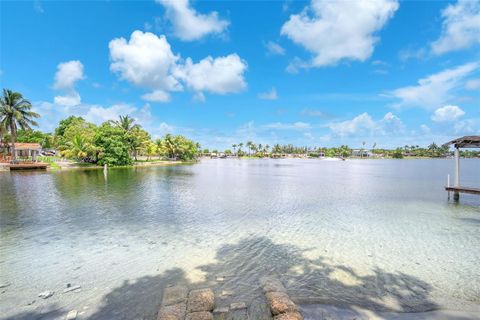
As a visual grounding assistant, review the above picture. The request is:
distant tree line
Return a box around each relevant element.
[203,141,479,159]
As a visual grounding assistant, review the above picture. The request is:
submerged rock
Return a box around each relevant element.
[187,288,215,312]
[158,302,186,320]
[185,311,213,320]
[38,291,54,299]
[63,285,81,293]
[162,285,188,306]
[220,290,234,297]
[66,310,78,320]
[261,276,286,293]
[265,292,298,315]
[273,311,303,320]
[230,302,247,310]
[213,307,229,314]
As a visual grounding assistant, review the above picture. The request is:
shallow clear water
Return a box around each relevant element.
[0,159,479,319]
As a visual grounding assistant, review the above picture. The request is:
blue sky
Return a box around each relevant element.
[1,0,479,149]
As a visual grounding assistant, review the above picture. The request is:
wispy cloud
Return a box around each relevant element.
[264,41,285,56]
[430,0,480,55]
[263,122,311,130]
[258,87,278,100]
[389,62,479,109]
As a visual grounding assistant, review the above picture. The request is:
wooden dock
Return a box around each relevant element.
[5,163,49,170]
[443,136,480,202]
[445,186,480,196]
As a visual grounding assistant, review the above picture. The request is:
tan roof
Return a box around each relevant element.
[9,143,42,150]
[443,136,480,148]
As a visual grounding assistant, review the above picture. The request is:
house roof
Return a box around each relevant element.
[443,136,480,148]
[9,143,42,150]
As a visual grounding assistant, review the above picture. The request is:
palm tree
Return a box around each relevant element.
[232,144,237,155]
[63,134,90,161]
[111,115,139,133]
[246,141,253,156]
[0,89,39,162]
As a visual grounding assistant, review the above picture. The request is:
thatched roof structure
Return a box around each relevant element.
[443,136,480,148]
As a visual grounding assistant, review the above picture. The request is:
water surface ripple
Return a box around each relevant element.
[0,159,479,319]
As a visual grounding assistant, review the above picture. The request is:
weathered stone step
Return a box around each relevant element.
[260,276,304,320]
[158,286,215,320]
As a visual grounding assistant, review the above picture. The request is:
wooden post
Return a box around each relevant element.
[454,147,460,201]
[447,174,450,199]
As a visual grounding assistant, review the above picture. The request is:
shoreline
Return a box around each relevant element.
[1,156,479,173]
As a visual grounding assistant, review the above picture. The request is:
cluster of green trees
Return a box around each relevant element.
[0,89,200,165]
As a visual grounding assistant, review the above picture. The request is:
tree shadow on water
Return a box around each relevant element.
[3,237,456,320]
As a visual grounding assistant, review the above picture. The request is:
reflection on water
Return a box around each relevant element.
[0,159,479,319]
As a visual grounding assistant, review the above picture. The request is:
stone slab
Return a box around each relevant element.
[273,311,303,320]
[158,302,187,320]
[230,302,247,310]
[188,288,215,312]
[265,292,298,315]
[185,311,213,320]
[162,285,188,306]
[213,307,229,320]
[226,308,248,320]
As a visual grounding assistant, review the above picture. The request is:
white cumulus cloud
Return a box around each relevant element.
[53,91,81,107]
[431,0,480,55]
[156,0,229,41]
[390,62,479,109]
[175,54,247,95]
[53,60,85,90]
[109,31,182,102]
[53,60,85,107]
[281,0,398,67]
[431,105,465,122]
[258,88,278,100]
[109,31,247,102]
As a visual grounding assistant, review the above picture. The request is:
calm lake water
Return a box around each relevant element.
[1,158,479,319]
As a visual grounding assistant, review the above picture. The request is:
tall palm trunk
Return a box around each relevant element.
[10,123,16,162]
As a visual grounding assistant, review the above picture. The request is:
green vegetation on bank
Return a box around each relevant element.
[45,115,199,166]
[1,89,200,166]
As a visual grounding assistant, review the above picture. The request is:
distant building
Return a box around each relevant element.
[351,149,372,157]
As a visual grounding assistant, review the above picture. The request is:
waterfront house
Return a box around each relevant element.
[0,143,42,162]
[351,149,372,157]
